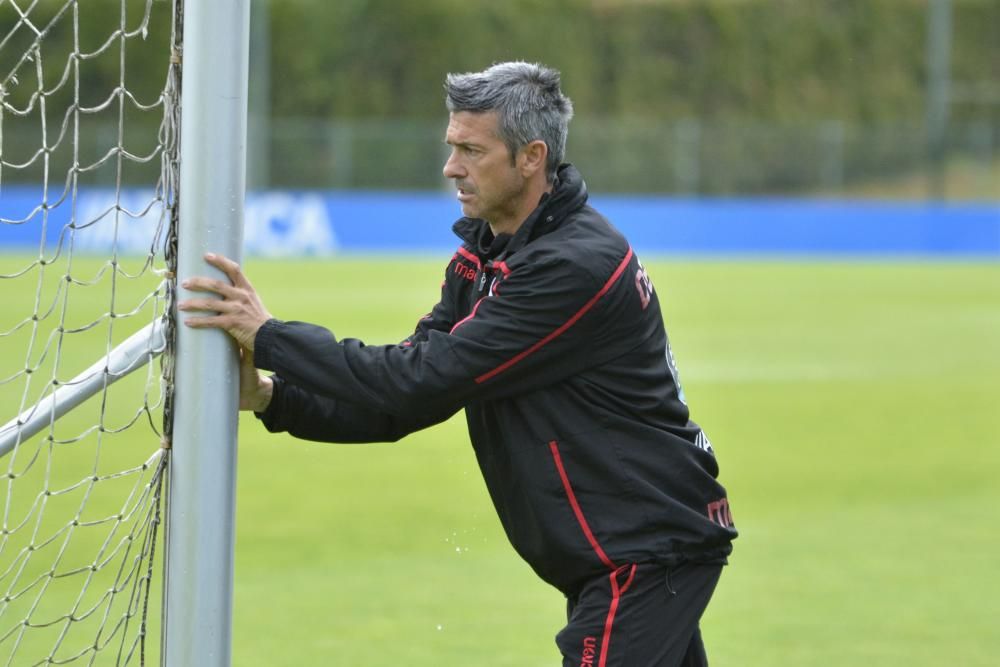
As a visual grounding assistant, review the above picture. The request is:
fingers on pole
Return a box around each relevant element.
[204,253,249,289]
[181,277,239,300]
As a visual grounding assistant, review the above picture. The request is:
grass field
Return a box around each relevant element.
[2,254,999,665]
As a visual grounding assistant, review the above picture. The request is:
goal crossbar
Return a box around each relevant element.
[0,318,166,458]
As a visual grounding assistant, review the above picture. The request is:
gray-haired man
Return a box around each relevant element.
[180,62,736,666]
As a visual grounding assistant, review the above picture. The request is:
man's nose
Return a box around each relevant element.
[443,150,464,180]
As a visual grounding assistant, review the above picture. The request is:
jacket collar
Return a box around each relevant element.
[452,163,588,262]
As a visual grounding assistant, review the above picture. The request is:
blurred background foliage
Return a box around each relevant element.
[2,0,998,196]
[262,0,996,121]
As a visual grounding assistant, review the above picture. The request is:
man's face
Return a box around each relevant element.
[443,111,527,231]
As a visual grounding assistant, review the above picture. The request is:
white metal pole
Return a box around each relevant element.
[162,0,250,665]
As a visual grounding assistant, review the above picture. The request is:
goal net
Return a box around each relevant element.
[0,0,180,664]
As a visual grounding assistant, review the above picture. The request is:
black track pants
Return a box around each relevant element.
[556,562,723,667]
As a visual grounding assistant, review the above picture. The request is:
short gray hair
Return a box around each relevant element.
[445,62,574,182]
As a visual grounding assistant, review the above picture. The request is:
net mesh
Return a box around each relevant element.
[0,0,178,664]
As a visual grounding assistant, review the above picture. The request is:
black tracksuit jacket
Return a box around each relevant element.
[254,164,736,596]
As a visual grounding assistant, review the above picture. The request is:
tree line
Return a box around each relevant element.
[266,0,998,125]
[14,0,992,124]
[5,0,997,193]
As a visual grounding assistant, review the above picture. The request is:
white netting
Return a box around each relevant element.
[0,0,178,664]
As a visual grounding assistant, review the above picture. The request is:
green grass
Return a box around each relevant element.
[2,255,999,665]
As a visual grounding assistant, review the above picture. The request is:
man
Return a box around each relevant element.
[179,62,736,666]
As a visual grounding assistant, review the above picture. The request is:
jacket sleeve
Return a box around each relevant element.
[253,246,640,421]
[254,255,466,443]
[256,375,458,443]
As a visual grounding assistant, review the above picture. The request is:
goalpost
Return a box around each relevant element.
[0,0,248,664]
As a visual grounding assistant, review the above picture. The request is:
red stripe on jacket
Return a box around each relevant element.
[548,440,617,571]
[474,247,634,384]
[455,246,482,270]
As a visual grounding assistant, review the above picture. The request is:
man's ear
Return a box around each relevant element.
[518,140,548,178]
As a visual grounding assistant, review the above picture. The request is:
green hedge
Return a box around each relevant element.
[4,0,997,192]
[268,0,998,124]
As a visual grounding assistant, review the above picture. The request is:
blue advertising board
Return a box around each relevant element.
[1,186,997,258]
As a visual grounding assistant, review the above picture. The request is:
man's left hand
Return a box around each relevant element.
[178,253,273,351]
